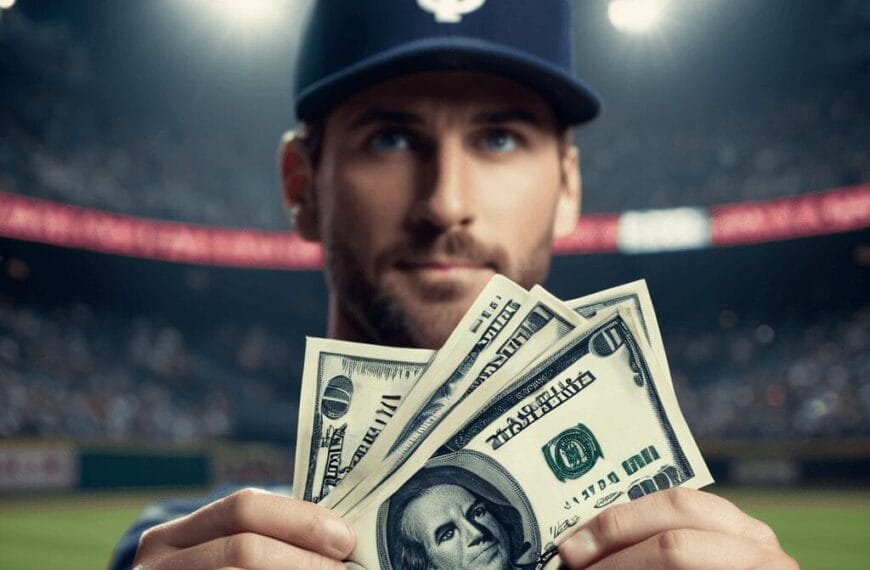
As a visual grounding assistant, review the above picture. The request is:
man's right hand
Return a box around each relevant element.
[132,488,355,569]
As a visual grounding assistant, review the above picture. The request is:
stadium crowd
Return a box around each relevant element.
[1,8,867,446]
[0,301,301,443]
[579,88,868,214]
[674,306,870,440]
[0,10,280,230]
[1,298,867,443]
[1,9,867,229]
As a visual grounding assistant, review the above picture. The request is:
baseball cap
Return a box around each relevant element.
[294,0,602,125]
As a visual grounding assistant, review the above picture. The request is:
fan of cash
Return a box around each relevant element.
[293,276,713,569]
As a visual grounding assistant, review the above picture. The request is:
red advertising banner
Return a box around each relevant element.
[553,214,621,255]
[1,185,868,268]
[710,185,870,246]
[0,192,323,269]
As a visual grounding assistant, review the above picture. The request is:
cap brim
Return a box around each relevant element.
[295,37,602,125]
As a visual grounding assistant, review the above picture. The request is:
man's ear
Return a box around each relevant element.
[552,144,581,239]
[279,130,320,241]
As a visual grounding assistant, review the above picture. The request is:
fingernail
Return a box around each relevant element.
[577,528,599,553]
[560,527,600,566]
[323,516,354,557]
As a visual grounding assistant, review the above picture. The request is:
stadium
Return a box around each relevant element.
[0,1,867,568]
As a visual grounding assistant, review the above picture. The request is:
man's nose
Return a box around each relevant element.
[411,136,475,231]
[461,517,488,547]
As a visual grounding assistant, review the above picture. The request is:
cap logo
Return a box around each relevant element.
[417,0,486,23]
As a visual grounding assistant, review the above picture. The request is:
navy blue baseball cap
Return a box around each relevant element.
[294,0,601,126]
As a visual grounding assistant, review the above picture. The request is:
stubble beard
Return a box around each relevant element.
[324,231,553,350]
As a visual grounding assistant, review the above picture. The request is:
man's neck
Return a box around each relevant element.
[327,295,378,345]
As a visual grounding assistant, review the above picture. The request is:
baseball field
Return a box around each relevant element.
[0,487,867,569]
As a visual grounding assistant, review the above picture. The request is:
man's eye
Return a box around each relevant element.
[370,129,412,152]
[481,130,519,153]
[471,504,487,519]
[436,526,456,545]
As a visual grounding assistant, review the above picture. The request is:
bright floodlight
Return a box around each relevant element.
[0,0,17,10]
[608,0,667,34]
[206,0,284,32]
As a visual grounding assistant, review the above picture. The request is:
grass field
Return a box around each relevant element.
[1,487,867,569]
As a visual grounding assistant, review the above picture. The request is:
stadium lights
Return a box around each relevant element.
[608,0,668,34]
[162,0,310,56]
[0,0,16,10]
[194,0,288,34]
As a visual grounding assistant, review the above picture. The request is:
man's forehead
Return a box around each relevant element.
[327,71,557,128]
[410,483,477,512]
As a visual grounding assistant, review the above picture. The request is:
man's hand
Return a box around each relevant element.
[133,488,354,570]
[559,488,798,569]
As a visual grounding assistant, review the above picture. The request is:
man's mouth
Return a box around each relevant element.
[395,259,492,273]
[469,539,500,565]
[381,256,495,304]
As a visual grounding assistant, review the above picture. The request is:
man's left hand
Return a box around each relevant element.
[559,487,798,569]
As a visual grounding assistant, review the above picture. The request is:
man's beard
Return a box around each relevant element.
[323,230,546,349]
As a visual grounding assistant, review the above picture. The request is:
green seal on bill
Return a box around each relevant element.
[542,423,603,482]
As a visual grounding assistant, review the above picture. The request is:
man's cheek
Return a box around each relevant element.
[329,227,372,269]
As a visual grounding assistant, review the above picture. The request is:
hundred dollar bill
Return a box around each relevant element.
[568,280,658,342]
[330,284,586,515]
[346,309,712,570]
[567,280,681,406]
[292,338,434,503]
[320,274,530,510]
[297,280,663,506]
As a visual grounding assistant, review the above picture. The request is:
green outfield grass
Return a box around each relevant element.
[0,489,201,570]
[717,488,870,569]
[0,487,867,569]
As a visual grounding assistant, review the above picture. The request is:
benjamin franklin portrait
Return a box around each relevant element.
[379,450,541,569]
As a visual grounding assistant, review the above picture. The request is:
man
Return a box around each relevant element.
[116,1,797,568]
[391,483,515,569]
[385,462,528,570]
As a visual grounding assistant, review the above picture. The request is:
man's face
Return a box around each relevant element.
[305,72,578,348]
[400,483,511,570]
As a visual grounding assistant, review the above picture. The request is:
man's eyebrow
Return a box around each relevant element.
[465,499,485,518]
[471,108,545,126]
[347,109,423,131]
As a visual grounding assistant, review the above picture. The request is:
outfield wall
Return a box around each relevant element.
[0,440,292,492]
[703,439,870,486]
[1,439,869,492]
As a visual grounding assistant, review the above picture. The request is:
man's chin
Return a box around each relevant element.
[391,295,476,349]
[354,269,495,348]
[377,284,486,348]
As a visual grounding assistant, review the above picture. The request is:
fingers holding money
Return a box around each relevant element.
[134,488,354,569]
[559,488,797,569]
[578,529,794,570]
[169,488,354,556]
[137,533,347,570]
